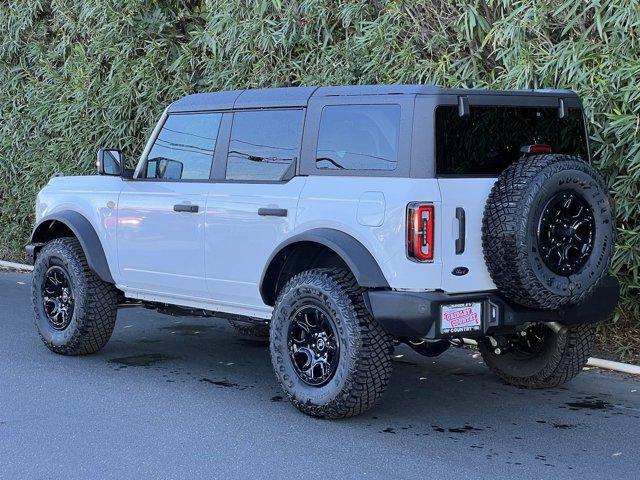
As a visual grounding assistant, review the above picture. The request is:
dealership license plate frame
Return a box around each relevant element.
[440,302,483,335]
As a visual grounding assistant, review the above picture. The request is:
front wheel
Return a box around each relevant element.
[270,268,394,419]
[478,323,596,388]
[32,237,118,355]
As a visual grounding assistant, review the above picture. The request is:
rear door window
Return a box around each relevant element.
[143,113,221,180]
[435,106,588,176]
[225,109,304,181]
[315,104,400,171]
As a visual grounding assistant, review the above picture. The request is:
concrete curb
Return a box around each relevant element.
[463,338,639,376]
[586,357,640,375]
[0,260,33,271]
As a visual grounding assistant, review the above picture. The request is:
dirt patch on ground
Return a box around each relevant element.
[596,315,640,365]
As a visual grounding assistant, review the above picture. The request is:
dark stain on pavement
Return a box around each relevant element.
[552,423,577,429]
[109,353,179,367]
[159,324,218,336]
[565,398,612,411]
[432,424,483,434]
[235,338,269,348]
[200,378,239,388]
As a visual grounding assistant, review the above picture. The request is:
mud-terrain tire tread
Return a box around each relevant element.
[32,237,118,355]
[482,154,612,309]
[270,268,393,419]
[479,324,596,388]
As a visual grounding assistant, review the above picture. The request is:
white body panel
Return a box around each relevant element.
[295,176,443,291]
[204,177,307,317]
[116,181,210,298]
[35,173,497,318]
[437,178,497,293]
[35,175,122,269]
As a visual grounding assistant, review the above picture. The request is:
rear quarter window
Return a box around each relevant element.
[435,106,588,176]
[316,104,400,171]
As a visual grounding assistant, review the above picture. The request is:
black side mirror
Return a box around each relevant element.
[97,148,123,176]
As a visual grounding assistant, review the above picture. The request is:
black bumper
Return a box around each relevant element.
[363,275,619,339]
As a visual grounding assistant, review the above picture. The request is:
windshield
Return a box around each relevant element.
[435,105,588,176]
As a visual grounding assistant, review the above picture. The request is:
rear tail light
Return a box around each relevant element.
[407,202,434,262]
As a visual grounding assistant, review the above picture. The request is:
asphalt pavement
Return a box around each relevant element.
[1,270,638,479]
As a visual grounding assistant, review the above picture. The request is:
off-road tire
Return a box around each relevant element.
[228,319,269,337]
[32,237,118,355]
[478,324,596,388]
[482,154,614,310]
[270,268,394,419]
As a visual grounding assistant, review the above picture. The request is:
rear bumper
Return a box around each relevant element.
[363,275,619,339]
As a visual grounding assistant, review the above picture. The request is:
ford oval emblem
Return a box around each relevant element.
[452,266,469,276]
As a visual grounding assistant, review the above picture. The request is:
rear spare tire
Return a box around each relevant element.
[482,154,614,310]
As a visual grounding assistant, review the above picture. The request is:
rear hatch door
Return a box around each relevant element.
[438,178,497,293]
[435,97,589,294]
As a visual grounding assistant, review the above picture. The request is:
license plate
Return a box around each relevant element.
[440,302,482,334]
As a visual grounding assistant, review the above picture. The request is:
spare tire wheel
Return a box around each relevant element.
[482,154,614,310]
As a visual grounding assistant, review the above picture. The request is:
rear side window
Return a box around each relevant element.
[316,104,400,171]
[225,109,304,181]
[143,113,221,180]
[435,106,588,176]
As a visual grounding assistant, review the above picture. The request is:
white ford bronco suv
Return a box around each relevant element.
[27,85,619,418]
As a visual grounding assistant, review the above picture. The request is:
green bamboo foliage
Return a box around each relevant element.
[1,0,638,321]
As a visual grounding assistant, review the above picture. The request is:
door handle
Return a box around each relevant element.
[455,207,466,255]
[173,204,199,213]
[258,207,288,217]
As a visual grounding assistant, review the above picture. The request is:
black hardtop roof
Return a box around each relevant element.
[167,84,578,113]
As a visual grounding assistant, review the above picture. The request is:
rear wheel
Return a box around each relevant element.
[32,237,118,355]
[478,323,596,388]
[270,268,393,418]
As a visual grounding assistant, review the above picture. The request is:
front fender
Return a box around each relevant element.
[29,210,114,284]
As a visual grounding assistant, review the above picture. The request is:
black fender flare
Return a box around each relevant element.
[260,228,389,305]
[30,210,115,284]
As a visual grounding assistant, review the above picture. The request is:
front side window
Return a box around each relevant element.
[142,112,222,180]
[225,109,304,181]
[316,104,400,171]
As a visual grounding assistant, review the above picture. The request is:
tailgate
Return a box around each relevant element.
[438,178,497,293]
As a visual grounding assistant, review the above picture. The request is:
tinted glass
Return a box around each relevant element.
[226,109,304,181]
[143,113,221,180]
[436,106,588,175]
[316,105,400,171]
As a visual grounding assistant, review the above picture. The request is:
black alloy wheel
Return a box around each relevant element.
[287,305,340,387]
[32,237,118,355]
[508,323,551,358]
[270,268,394,418]
[42,265,75,330]
[537,190,595,276]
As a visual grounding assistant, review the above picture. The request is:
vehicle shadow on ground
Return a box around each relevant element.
[101,311,639,432]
